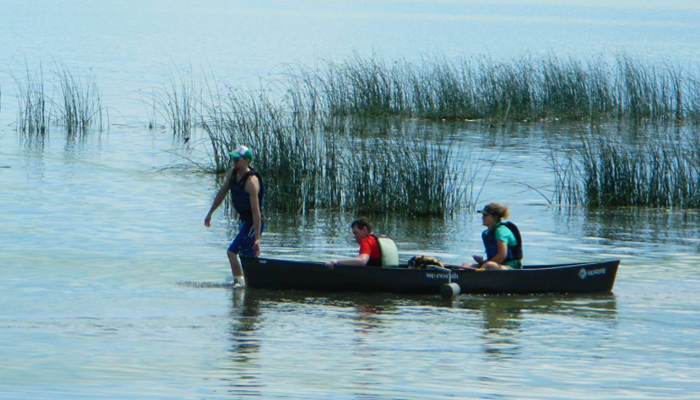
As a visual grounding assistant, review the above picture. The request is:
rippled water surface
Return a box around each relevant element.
[3,124,700,399]
[2,1,700,399]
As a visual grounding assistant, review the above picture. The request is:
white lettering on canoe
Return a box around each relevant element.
[579,267,606,280]
[426,272,459,280]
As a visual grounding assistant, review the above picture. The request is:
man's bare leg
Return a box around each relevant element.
[227,250,245,286]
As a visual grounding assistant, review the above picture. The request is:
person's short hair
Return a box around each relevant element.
[477,203,510,220]
[351,217,373,232]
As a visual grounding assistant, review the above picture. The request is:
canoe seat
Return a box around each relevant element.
[377,237,399,268]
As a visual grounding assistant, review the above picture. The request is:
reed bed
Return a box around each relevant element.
[551,128,700,208]
[284,54,700,123]
[687,76,700,123]
[45,53,695,214]
[10,64,106,136]
[143,69,199,137]
[199,83,475,216]
[55,65,104,136]
[190,54,700,215]
[341,131,474,215]
[12,64,51,136]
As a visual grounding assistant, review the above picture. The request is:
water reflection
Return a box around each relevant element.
[583,208,700,248]
[229,290,263,361]
[229,289,617,362]
[63,130,90,157]
[226,289,264,398]
[352,302,385,337]
[475,299,523,361]
[459,293,618,323]
[188,284,621,398]
[20,133,46,154]
[224,289,405,398]
[455,293,618,362]
[546,206,700,271]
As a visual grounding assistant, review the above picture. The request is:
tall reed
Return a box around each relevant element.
[145,69,199,137]
[687,76,700,123]
[551,128,700,208]
[55,65,105,135]
[341,129,474,215]
[139,88,159,129]
[12,64,51,136]
[200,83,326,212]
[284,54,700,124]
[199,81,477,216]
[163,55,700,212]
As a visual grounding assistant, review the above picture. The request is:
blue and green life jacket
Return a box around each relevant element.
[481,221,523,264]
[229,168,264,222]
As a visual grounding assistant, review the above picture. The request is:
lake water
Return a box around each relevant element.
[2,1,700,399]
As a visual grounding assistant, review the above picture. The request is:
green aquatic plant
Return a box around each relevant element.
[686,75,700,123]
[144,68,199,138]
[12,63,51,136]
[200,83,324,211]
[139,88,159,130]
[181,55,700,213]
[55,64,105,136]
[283,54,700,124]
[342,130,474,216]
[198,80,476,216]
[551,127,700,208]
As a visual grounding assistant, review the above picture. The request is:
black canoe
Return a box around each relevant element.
[241,256,619,296]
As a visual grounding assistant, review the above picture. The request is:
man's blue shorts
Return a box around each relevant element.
[228,220,264,256]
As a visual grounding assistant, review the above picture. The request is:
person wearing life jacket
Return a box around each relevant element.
[325,217,383,269]
[461,202,523,270]
[204,145,264,287]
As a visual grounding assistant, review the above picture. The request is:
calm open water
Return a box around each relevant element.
[2,1,700,399]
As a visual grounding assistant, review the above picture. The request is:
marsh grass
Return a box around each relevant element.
[342,131,474,215]
[551,128,700,208]
[149,55,700,214]
[285,54,700,123]
[140,88,158,130]
[687,76,700,123]
[547,146,583,206]
[55,65,105,136]
[198,81,476,216]
[12,64,51,136]
[200,83,326,211]
[144,69,199,137]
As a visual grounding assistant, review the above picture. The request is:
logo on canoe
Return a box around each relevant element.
[426,272,459,280]
[579,267,606,280]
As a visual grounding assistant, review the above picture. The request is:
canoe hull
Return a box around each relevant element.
[241,257,619,295]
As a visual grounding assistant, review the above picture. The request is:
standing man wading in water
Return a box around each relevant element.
[204,145,264,287]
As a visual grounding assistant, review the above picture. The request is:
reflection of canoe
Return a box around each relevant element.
[241,257,619,295]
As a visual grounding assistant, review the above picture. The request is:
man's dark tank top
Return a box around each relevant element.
[229,168,264,221]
